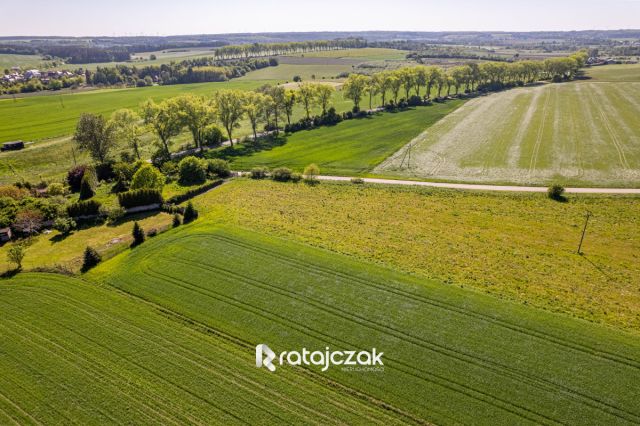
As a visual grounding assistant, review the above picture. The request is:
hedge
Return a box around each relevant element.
[166,180,223,205]
[118,189,163,209]
[67,199,101,218]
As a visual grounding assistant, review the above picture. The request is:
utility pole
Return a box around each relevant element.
[577,211,592,255]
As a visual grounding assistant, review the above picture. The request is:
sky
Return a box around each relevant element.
[1,0,639,37]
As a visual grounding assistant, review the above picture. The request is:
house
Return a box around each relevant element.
[1,141,25,151]
[24,69,41,79]
[0,228,11,243]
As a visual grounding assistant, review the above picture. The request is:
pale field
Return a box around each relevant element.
[376,81,640,186]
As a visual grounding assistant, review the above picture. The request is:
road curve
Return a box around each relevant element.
[317,176,640,194]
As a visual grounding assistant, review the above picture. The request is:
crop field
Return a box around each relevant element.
[224,102,463,175]
[83,224,640,425]
[0,80,270,143]
[194,179,640,331]
[0,274,398,424]
[238,63,354,81]
[376,81,640,186]
[585,64,640,82]
[0,54,45,70]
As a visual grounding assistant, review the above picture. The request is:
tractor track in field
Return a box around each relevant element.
[139,261,560,425]
[586,85,630,170]
[3,284,392,425]
[528,87,552,177]
[168,245,640,424]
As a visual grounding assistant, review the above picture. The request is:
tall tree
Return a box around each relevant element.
[243,91,269,142]
[141,99,183,156]
[213,89,245,146]
[315,84,335,116]
[342,74,368,110]
[282,89,296,125]
[175,95,216,153]
[73,113,117,164]
[110,109,144,159]
[297,83,319,119]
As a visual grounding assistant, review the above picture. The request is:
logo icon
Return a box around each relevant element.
[256,344,276,372]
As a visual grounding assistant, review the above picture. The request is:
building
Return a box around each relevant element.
[1,141,25,151]
[0,228,11,243]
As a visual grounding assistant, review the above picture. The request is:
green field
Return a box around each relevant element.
[194,180,640,331]
[0,54,46,70]
[586,64,640,82]
[75,224,640,425]
[0,273,399,424]
[376,81,640,186]
[222,102,463,175]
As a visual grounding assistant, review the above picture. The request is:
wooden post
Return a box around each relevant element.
[578,211,592,254]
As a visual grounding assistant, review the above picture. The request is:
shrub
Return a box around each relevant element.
[131,164,165,190]
[81,246,101,272]
[183,202,198,223]
[203,125,224,146]
[53,216,76,235]
[351,177,365,184]
[172,213,182,227]
[100,205,126,223]
[67,199,101,218]
[78,174,95,200]
[117,189,163,209]
[7,244,26,270]
[249,167,269,179]
[178,156,207,185]
[548,184,566,201]
[291,172,302,183]
[271,167,293,182]
[66,165,88,192]
[95,162,115,181]
[147,228,158,237]
[303,163,320,183]
[131,221,145,247]
[207,159,231,178]
[46,183,67,197]
[160,161,178,177]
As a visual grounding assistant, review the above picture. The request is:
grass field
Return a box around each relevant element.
[0,54,46,70]
[221,102,464,175]
[0,273,400,424]
[193,179,640,331]
[238,63,354,81]
[376,81,640,186]
[586,64,640,82]
[80,224,640,425]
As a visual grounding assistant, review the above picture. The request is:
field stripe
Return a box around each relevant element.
[170,244,640,423]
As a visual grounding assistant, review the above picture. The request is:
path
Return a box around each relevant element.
[316,176,640,194]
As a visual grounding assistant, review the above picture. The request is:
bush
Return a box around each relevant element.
[7,244,26,270]
[46,183,67,197]
[407,95,423,106]
[271,167,293,182]
[290,172,302,183]
[183,202,198,223]
[303,164,320,183]
[100,205,126,223]
[66,165,88,192]
[67,199,101,218]
[250,167,269,179]
[95,162,115,181]
[131,164,165,190]
[206,159,231,178]
[131,221,145,247]
[78,174,95,200]
[81,246,101,272]
[172,213,182,227]
[53,216,76,235]
[178,156,207,185]
[160,161,178,177]
[548,184,566,201]
[351,177,365,184]
[117,189,163,209]
[203,125,224,146]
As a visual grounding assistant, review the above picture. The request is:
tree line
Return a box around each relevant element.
[212,38,367,60]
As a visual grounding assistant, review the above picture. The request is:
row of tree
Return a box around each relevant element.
[340,51,589,110]
[212,38,367,60]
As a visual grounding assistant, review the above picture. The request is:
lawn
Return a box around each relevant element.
[221,102,464,175]
[0,273,397,424]
[85,223,640,425]
[193,179,640,331]
[376,81,640,186]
